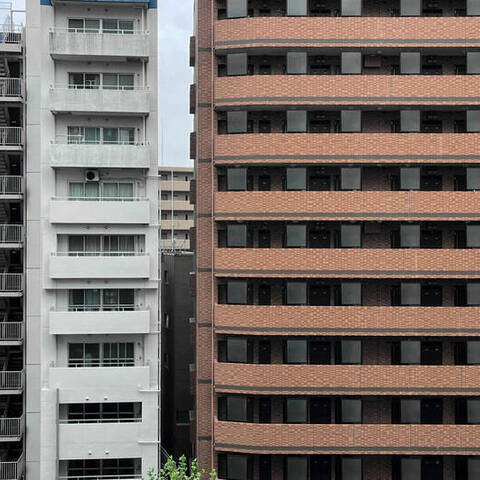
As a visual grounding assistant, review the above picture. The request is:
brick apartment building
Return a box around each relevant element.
[191,0,480,478]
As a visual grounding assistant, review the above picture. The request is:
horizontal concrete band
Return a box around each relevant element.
[216,96,480,103]
[215,38,480,46]
[215,443,480,453]
[215,385,480,393]
[215,212,480,218]
[215,154,480,160]
[215,269,480,276]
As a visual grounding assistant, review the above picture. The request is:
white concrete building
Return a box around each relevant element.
[25,1,159,479]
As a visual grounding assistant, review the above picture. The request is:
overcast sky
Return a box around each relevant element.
[158,1,194,168]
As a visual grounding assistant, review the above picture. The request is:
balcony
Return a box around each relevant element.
[0,79,21,102]
[0,177,22,200]
[49,308,150,335]
[215,421,480,455]
[159,239,191,250]
[0,226,23,248]
[0,27,22,55]
[160,219,193,230]
[50,142,150,169]
[0,417,23,442]
[49,29,149,60]
[215,133,480,165]
[214,305,480,336]
[58,421,144,460]
[0,129,22,152]
[214,17,480,50]
[0,455,24,480]
[216,75,480,107]
[0,371,24,395]
[50,198,150,224]
[0,323,23,346]
[215,363,480,396]
[0,275,23,298]
[215,191,480,221]
[215,248,480,278]
[160,200,194,211]
[160,180,190,192]
[50,85,150,116]
[49,253,150,279]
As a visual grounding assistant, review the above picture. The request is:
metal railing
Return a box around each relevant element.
[68,358,136,368]
[0,27,23,45]
[0,226,22,244]
[53,84,148,91]
[0,417,23,438]
[51,26,147,36]
[54,134,143,146]
[0,79,21,97]
[52,252,145,257]
[0,274,22,293]
[53,196,144,202]
[0,177,22,195]
[65,305,138,312]
[58,475,141,480]
[59,417,140,424]
[0,371,23,390]
[0,129,22,147]
[0,455,23,480]
[0,323,22,341]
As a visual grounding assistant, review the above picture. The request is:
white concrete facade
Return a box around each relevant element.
[25,1,159,479]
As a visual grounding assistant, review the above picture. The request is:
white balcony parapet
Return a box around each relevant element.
[0,129,22,148]
[50,28,149,59]
[0,454,24,480]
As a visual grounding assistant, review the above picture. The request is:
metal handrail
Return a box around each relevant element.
[53,84,149,91]
[0,454,23,480]
[0,323,23,340]
[54,135,143,146]
[0,177,22,194]
[0,417,23,437]
[0,130,22,147]
[67,359,136,368]
[0,371,23,389]
[0,274,22,292]
[52,196,145,202]
[58,475,142,480]
[0,226,22,243]
[0,28,22,45]
[50,27,148,35]
[63,305,139,312]
[52,252,146,257]
[59,417,140,424]
[0,79,21,97]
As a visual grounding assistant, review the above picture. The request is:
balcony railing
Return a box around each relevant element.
[54,84,147,92]
[0,417,23,438]
[0,275,22,293]
[0,129,22,147]
[0,455,23,480]
[0,27,22,45]
[0,323,22,341]
[0,226,22,244]
[0,371,23,390]
[65,305,137,312]
[0,79,21,97]
[54,196,142,202]
[58,475,141,480]
[55,134,143,146]
[53,252,142,257]
[59,417,140,424]
[0,177,21,195]
[68,359,136,368]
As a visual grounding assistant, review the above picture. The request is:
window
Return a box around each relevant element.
[400,53,420,74]
[227,397,248,422]
[102,19,134,34]
[467,399,480,423]
[285,339,307,363]
[287,52,307,74]
[68,73,100,89]
[103,73,134,90]
[401,111,420,132]
[401,457,421,480]
[342,52,362,74]
[341,111,361,132]
[286,225,307,248]
[467,341,480,364]
[227,53,248,76]
[341,168,361,190]
[468,0,480,15]
[67,235,135,255]
[467,168,480,190]
[339,340,361,364]
[227,168,247,191]
[66,403,139,423]
[341,224,361,248]
[227,111,247,134]
[285,398,307,423]
[67,126,135,144]
[341,283,361,306]
[467,111,480,132]
[340,399,362,423]
[286,168,307,190]
[227,224,247,248]
[68,18,100,33]
[68,289,134,311]
[401,0,420,15]
[227,454,248,480]
[227,337,248,363]
[227,281,247,304]
[103,343,134,367]
[67,459,137,478]
[227,0,247,18]
[400,225,420,248]
[469,458,480,479]
[286,282,307,305]
[400,399,421,424]
[287,0,308,16]
[467,283,480,305]
[467,52,480,74]
[400,168,420,190]
[287,111,307,133]
[67,126,100,144]
[400,340,421,364]
[69,343,100,367]
[341,0,362,15]
[467,226,480,247]
[341,457,362,480]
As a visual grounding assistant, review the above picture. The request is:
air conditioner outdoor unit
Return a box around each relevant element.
[85,170,99,182]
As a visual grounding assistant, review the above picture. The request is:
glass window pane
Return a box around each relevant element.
[227,397,247,422]
[287,282,307,305]
[287,110,307,133]
[401,111,420,132]
[103,74,117,90]
[103,183,118,199]
[69,343,84,360]
[400,400,421,424]
[467,226,480,248]
[119,20,134,34]
[227,0,247,18]
[341,111,361,132]
[401,457,421,480]
[341,225,361,248]
[401,0,421,15]
[342,0,362,15]
[118,183,134,198]
[227,455,248,480]
[84,182,99,199]
[400,168,420,190]
[341,168,361,190]
[467,111,480,132]
[227,224,247,248]
[85,19,100,33]
[286,398,307,423]
[69,73,84,88]
[468,0,480,15]
[342,52,362,74]
[84,74,100,88]
[467,341,480,364]
[467,52,480,74]
[227,111,247,134]
[400,340,421,364]
[287,52,307,74]
[342,457,362,480]
[401,283,421,305]
[227,281,247,304]
[84,127,100,144]
[467,399,480,423]
[287,0,308,15]
[103,289,119,306]
[469,458,480,480]
[467,283,480,305]
[341,399,362,423]
[467,168,480,190]
[287,457,307,480]
[119,75,134,90]
[227,338,248,363]
[400,225,420,248]
[341,340,361,364]
[68,19,84,31]
[103,128,118,144]
[119,289,134,305]
[69,290,84,307]
[401,52,420,74]
[341,283,361,306]
[286,339,307,363]
[103,19,118,33]
[286,225,307,248]
[227,168,247,191]
[85,290,100,309]
[286,167,307,190]
[227,53,248,76]
[68,235,83,252]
